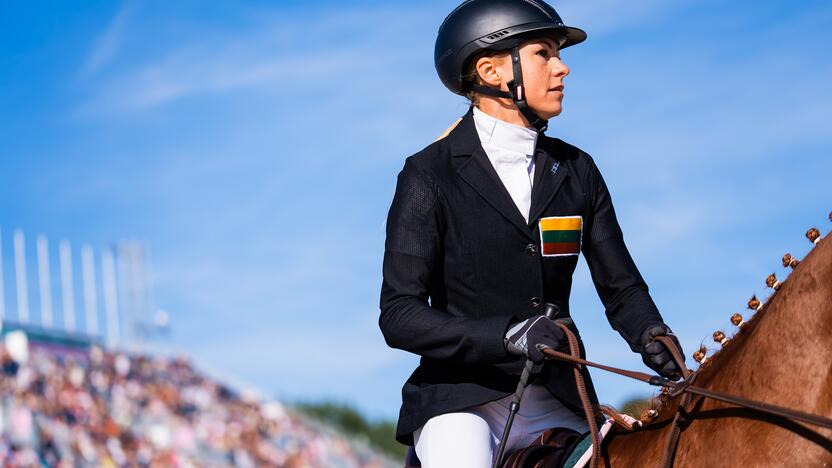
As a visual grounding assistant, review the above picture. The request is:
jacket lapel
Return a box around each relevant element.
[529,142,569,226]
[448,110,534,240]
[458,149,533,238]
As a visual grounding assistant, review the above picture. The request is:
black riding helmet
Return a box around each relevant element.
[435,0,586,132]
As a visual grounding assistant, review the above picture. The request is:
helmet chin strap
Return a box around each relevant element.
[471,46,549,133]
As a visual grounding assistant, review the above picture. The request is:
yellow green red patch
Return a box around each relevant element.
[539,216,582,256]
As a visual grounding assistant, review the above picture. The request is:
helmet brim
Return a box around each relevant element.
[560,26,587,49]
[491,24,587,50]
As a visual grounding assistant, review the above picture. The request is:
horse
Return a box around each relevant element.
[599,226,832,467]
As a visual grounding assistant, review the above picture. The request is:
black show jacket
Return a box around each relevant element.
[380,109,667,445]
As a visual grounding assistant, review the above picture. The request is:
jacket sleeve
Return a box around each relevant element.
[379,159,516,365]
[580,156,666,352]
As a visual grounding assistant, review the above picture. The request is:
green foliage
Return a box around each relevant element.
[295,397,656,461]
[619,396,653,418]
[294,401,407,461]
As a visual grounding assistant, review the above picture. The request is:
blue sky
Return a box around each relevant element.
[1,0,830,422]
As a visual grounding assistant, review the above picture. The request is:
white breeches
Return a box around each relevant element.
[413,382,589,468]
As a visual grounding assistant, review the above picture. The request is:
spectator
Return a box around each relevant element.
[0,341,394,467]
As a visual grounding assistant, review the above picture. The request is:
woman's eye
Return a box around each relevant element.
[537,50,548,58]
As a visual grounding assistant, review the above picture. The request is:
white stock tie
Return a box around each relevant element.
[472,107,538,223]
[491,153,533,223]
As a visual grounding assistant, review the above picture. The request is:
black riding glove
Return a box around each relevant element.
[639,324,684,380]
[504,315,568,364]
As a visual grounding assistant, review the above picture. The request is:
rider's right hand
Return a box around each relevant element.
[504,315,569,364]
[638,324,684,380]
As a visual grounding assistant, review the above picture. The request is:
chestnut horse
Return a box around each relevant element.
[600,233,832,467]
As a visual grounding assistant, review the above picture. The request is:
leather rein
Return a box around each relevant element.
[541,333,832,468]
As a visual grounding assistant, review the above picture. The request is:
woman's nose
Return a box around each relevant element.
[552,58,569,77]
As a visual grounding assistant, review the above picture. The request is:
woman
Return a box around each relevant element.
[379,1,684,466]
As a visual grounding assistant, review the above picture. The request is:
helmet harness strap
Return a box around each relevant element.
[470,45,549,133]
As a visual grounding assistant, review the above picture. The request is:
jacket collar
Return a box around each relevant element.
[447,107,481,157]
[472,106,538,157]
[448,108,570,237]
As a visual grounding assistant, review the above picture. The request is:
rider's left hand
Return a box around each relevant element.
[639,324,684,380]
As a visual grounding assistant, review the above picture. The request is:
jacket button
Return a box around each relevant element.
[529,297,542,309]
[525,244,538,256]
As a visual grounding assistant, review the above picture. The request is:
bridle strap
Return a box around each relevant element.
[539,349,832,430]
[653,335,692,468]
[542,346,832,468]
[672,383,832,429]
[655,335,691,380]
[659,374,697,468]
[554,323,601,468]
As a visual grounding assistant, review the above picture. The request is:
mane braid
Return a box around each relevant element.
[621,218,828,429]
[639,255,796,424]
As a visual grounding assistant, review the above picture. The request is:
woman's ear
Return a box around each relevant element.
[475,55,504,88]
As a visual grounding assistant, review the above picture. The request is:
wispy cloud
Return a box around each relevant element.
[78,2,132,79]
[73,5,437,117]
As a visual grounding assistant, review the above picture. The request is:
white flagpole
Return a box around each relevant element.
[0,229,6,323]
[59,240,76,333]
[37,235,54,328]
[144,242,156,331]
[134,244,148,341]
[81,244,98,336]
[117,242,140,345]
[13,229,29,324]
[102,248,120,347]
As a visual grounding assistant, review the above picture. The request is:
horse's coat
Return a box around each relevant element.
[601,231,832,467]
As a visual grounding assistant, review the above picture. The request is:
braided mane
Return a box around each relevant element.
[640,219,831,424]
[602,212,832,467]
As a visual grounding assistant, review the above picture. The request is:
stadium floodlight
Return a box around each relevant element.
[81,244,98,336]
[59,240,76,333]
[13,229,29,324]
[37,235,54,328]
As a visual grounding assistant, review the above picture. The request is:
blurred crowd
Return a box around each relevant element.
[0,335,395,467]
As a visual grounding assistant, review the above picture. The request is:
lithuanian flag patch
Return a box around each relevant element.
[539,216,583,257]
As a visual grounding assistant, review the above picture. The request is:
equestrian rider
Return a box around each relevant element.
[379,1,685,466]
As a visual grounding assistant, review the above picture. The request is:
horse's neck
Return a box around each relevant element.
[697,236,832,413]
[602,238,832,467]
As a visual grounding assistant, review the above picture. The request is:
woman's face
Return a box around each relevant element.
[494,38,570,120]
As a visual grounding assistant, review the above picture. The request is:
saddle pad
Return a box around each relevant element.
[562,418,615,468]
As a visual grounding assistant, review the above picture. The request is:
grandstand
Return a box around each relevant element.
[0,323,397,467]
[0,230,396,466]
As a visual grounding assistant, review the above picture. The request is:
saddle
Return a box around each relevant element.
[501,427,585,468]
[504,414,628,468]
[403,426,588,468]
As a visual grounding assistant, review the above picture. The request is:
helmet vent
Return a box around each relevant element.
[485,30,511,41]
